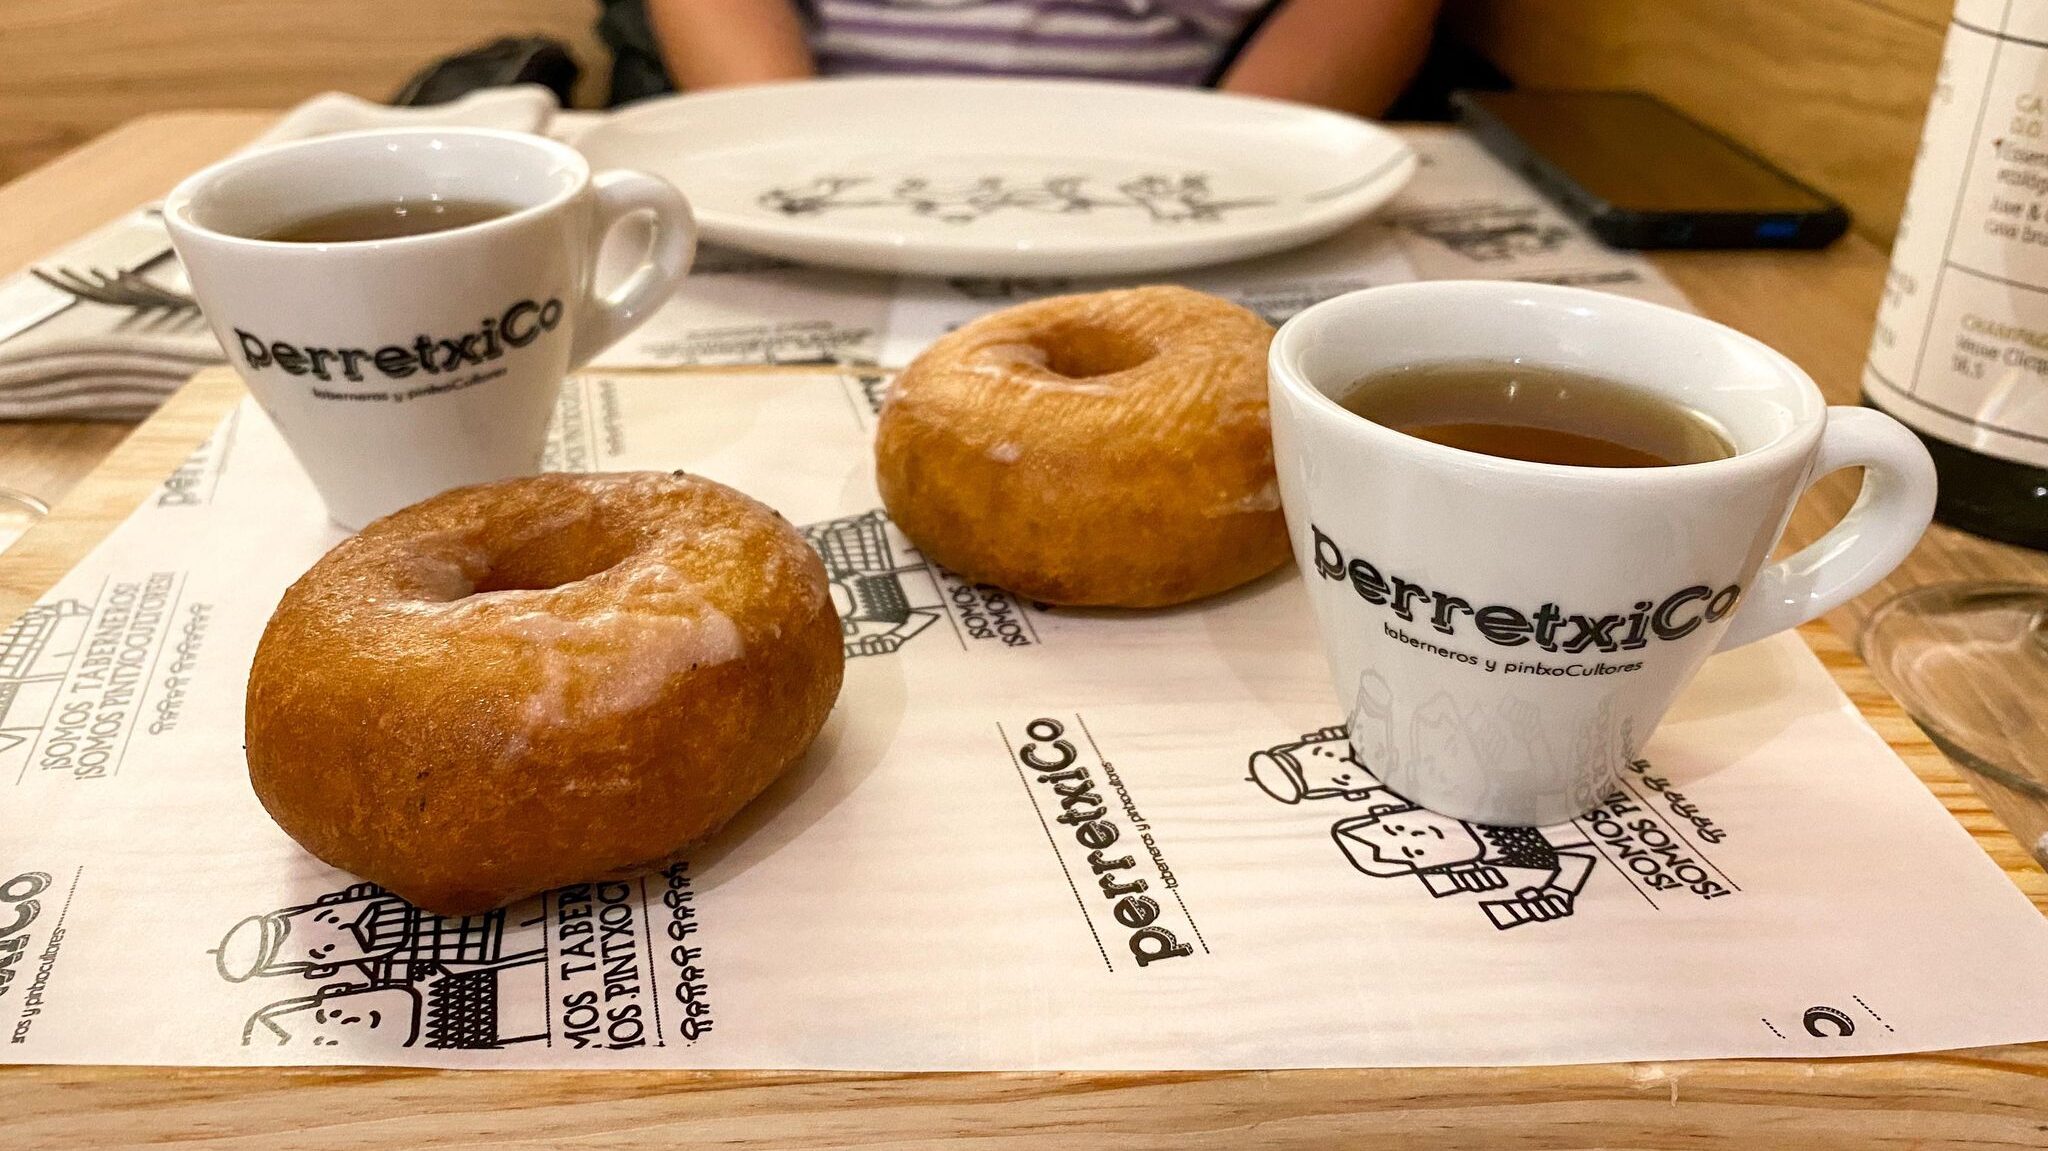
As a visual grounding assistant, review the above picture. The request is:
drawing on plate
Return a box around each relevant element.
[214,882,548,1051]
[759,173,1275,225]
[1249,725,1596,930]
[801,509,945,658]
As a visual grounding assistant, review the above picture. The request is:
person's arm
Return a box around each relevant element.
[646,0,816,90]
[1220,0,1440,117]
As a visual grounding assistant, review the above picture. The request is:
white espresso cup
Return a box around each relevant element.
[1269,281,1937,827]
[165,127,696,528]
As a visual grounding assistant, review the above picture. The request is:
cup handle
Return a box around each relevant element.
[1715,406,1937,651]
[568,169,698,369]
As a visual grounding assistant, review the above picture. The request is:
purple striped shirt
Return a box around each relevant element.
[811,0,1274,86]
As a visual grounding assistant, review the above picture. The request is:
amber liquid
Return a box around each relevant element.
[260,198,517,243]
[1340,362,1735,468]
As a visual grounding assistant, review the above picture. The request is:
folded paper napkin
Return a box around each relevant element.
[0,86,559,421]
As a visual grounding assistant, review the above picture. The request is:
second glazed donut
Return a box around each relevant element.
[875,286,1288,607]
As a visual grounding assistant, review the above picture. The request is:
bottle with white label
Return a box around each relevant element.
[1866,0,2048,549]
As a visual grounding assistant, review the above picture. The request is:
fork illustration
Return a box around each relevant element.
[30,265,199,315]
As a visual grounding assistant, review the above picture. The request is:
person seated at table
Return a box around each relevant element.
[602,0,1440,117]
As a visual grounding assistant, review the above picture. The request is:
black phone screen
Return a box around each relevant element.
[1459,90,1833,215]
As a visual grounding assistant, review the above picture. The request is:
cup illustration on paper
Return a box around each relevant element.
[214,882,547,1051]
[1249,721,1406,807]
[802,509,945,658]
[1248,726,1597,930]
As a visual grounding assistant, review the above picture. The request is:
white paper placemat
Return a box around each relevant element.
[2,369,2045,1069]
[589,245,894,369]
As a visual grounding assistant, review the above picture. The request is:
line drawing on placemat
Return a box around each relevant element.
[1247,724,1596,930]
[802,509,946,658]
[1385,200,1574,262]
[0,598,94,785]
[213,882,549,1052]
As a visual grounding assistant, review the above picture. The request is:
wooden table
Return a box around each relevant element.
[4,112,2047,1150]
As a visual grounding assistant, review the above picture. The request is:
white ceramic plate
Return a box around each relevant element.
[577,77,1417,277]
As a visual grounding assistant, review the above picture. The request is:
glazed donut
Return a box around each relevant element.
[245,472,844,915]
[875,285,1287,607]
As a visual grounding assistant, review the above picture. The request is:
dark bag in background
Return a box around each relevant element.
[391,36,581,107]
[597,0,672,105]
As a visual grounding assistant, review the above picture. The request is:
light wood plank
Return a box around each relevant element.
[1856,0,1954,30]
[0,113,272,518]
[1445,0,1945,244]
[5,1045,2048,1151]
[0,371,241,627]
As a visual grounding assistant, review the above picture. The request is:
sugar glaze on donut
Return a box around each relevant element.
[245,471,844,914]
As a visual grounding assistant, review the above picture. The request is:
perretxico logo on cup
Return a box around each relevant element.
[231,297,565,382]
[1311,525,1741,654]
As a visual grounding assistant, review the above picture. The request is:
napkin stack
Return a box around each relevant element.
[0,87,559,421]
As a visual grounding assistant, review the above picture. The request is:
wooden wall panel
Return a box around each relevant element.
[1863,0,1954,22]
[1444,0,1951,243]
[0,0,606,185]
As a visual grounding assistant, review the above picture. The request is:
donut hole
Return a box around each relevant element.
[471,519,636,594]
[1035,321,1154,379]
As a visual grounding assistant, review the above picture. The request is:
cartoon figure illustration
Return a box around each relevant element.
[213,882,523,984]
[217,882,548,1050]
[1247,724,1404,808]
[244,984,424,1051]
[1248,725,1598,930]
[1332,807,1595,929]
[1117,174,1272,223]
[1391,203,1573,262]
[1032,175,1098,215]
[892,176,986,223]
[801,510,945,658]
[758,175,870,217]
[0,599,92,776]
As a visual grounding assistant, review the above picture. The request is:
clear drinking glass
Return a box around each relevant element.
[1860,584,2048,861]
[0,485,49,554]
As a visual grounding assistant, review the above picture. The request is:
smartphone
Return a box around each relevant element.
[1451,89,1850,250]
